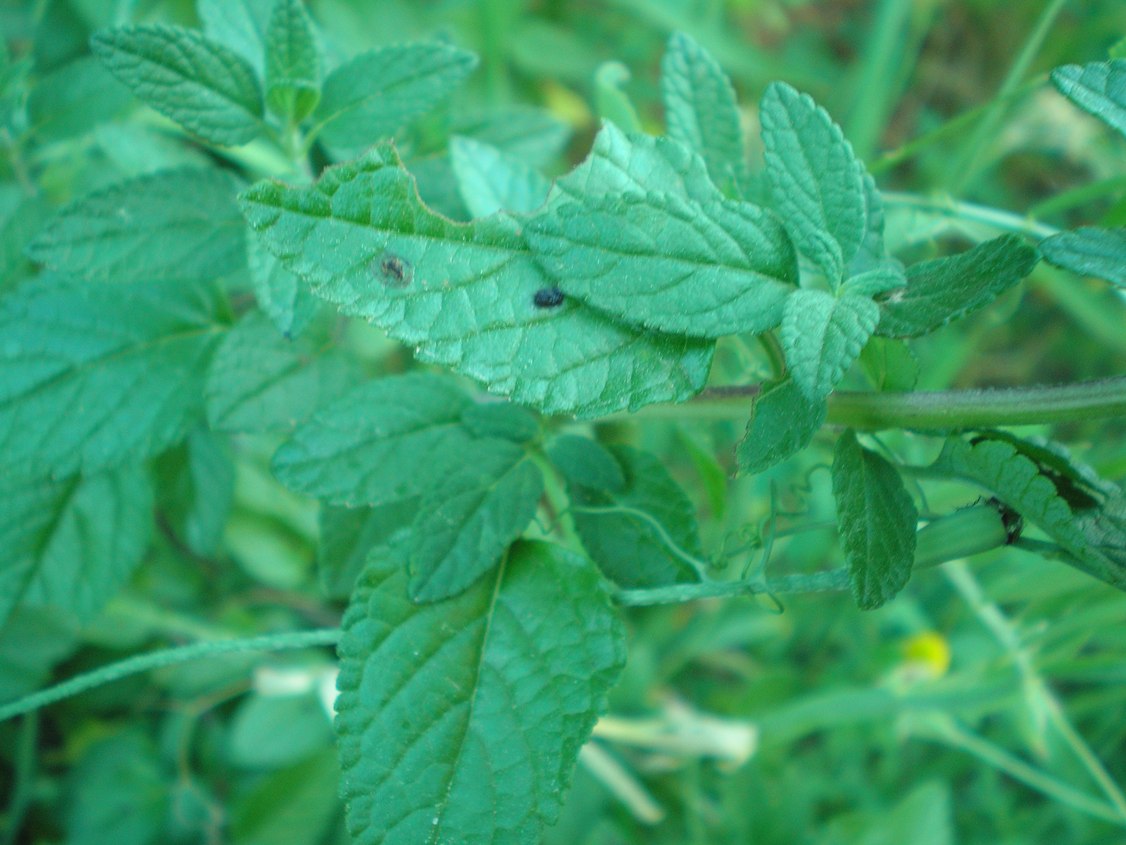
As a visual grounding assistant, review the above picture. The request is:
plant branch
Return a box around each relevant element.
[0,629,341,724]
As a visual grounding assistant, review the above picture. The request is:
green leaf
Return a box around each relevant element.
[312,43,477,149]
[0,608,79,703]
[264,0,321,124]
[1040,226,1126,288]
[230,749,341,845]
[593,61,642,133]
[0,190,50,291]
[26,56,132,143]
[760,81,867,285]
[409,443,544,601]
[449,135,551,217]
[319,500,419,600]
[736,377,827,475]
[526,190,797,338]
[197,0,275,77]
[154,428,234,557]
[933,435,1126,590]
[877,235,1039,338]
[335,541,624,845]
[859,336,919,392]
[272,374,476,506]
[0,464,153,627]
[452,105,571,167]
[91,24,264,146]
[547,435,626,492]
[568,444,704,587]
[831,430,917,609]
[228,692,334,769]
[460,401,540,443]
[205,311,359,433]
[28,168,246,284]
[0,275,225,480]
[248,233,319,338]
[781,289,880,401]
[240,143,714,417]
[660,32,744,193]
[1051,59,1126,139]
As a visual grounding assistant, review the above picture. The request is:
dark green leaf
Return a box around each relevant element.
[0,464,152,626]
[248,233,320,338]
[760,82,867,285]
[264,0,321,123]
[548,435,626,492]
[661,32,745,192]
[312,43,477,149]
[831,430,917,609]
[205,311,359,433]
[318,500,419,600]
[91,24,264,146]
[28,168,246,284]
[736,377,827,475]
[154,428,233,557]
[1040,226,1126,288]
[1051,59,1126,138]
[459,401,540,443]
[240,143,714,417]
[0,275,225,479]
[230,749,341,845]
[569,444,704,587]
[877,235,1039,338]
[781,289,880,401]
[335,542,625,845]
[409,443,544,601]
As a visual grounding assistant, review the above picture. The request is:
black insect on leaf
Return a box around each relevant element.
[374,252,413,287]
[533,286,565,308]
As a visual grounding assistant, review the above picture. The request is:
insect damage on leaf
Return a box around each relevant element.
[373,252,413,288]
[533,286,565,308]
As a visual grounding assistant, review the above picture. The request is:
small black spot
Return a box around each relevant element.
[533,286,565,309]
[374,252,413,288]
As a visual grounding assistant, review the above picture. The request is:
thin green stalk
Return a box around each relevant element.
[882,191,1059,239]
[0,629,341,724]
[1,713,38,845]
[948,0,1069,194]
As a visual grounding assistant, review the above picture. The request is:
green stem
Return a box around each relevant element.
[614,505,1007,607]
[0,629,341,724]
[1,713,38,845]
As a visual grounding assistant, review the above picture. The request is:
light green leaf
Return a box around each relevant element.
[28,168,246,284]
[1051,59,1126,139]
[661,32,744,192]
[264,0,321,123]
[0,275,225,480]
[272,374,476,506]
[781,289,880,401]
[449,135,551,217]
[452,106,571,167]
[319,500,419,600]
[197,0,275,77]
[842,258,906,297]
[593,61,642,133]
[91,24,264,146]
[831,430,917,610]
[205,311,359,433]
[760,81,867,285]
[859,337,919,392]
[933,435,1126,590]
[228,693,333,770]
[568,444,703,587]
[154,428,234,557]
[335,541,624,845]
[409,444,544,601]
[877,235,1039,338]
[736,377,827,475]
[240,143,714,417]
[1040,226,1126,288]
[526,190,797,338]
[312,43,477,148]
[547,435,626,493]
[0,465,153,627]
[248,233,319,338]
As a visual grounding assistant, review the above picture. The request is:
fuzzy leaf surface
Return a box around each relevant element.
[781,289,879,401]
[0,276,224,480]
[91,24,263,146]
[660,32,744,192]
[760,82,867,284]
[28,168,246,284]
[1040,227,1126,288]
[312,43,477,148]
[449,136,551,217]
[831,430,917,609]
[0,465,153,627]
[736,377,827,475]
[877,235,1038,338]
[240,143,713,417]
[335,542,625,845]
[264,0,321,123]
[1051,59,1126,138]
[409,444,543,602]
[568,444,703,587]
[526,191,796,338]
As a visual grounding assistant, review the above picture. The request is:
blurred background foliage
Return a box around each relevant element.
[2,0,1126,843]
